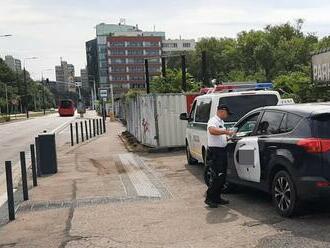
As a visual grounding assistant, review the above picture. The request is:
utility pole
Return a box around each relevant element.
[181,54,187,92]
[23,57,38,118]
[5,84,9,116]
[145,59,150,94]
[161,57,166,77]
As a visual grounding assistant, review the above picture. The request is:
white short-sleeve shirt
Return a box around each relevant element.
[207,115,227,147]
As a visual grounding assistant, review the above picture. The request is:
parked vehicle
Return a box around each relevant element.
[180,90,281,165]
[221,103,330,217]
[58,99,75,117]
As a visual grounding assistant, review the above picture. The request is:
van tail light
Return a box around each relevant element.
[297,138,330,153]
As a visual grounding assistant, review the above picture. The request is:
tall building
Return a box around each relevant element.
[80,68,89,89]
[5,55,22,72]
[108,36,162,93]
[85,39,98,86]
[55,60,75,83]
[96,23,141,88]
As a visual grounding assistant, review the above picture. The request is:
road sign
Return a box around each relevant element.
[99,89,108,98]
[11,99,18,105]
[312,51,330,85]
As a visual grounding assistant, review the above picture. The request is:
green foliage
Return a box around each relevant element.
[150,69,200,93]
[0,58,55,114]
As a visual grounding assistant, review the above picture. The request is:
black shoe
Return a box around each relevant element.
[215,198,229,205]
[204,199,218,208]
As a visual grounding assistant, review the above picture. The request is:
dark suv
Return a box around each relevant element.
[222,103,330,217]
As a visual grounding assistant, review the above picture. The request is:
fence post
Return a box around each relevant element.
[70,123,74,146]
[99,119,103,134]
[85,120,89,140]
[96,118,99,135]
[35,137,41,177]
[89,119,92,138]
[75,122,79,144]
[103,115,106,133]
[30,144,38,186]
[20,151,29,201]
[80,122,84,142]
[5,161,15,221]
[93,119,96,137]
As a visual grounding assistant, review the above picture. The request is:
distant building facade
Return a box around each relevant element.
[55,60,75,93]
[108,36,162,93]
[85,38,98,86]
[80,68,89,89]
[5,55,22,72]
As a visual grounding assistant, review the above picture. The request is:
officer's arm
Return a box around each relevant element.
[208,127,231,136]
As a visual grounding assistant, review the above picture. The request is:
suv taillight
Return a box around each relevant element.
[297,138,330,153]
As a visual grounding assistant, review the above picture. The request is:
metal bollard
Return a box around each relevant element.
[89,119,92,138]
[85,120,89,140]
[70,123,74,146]
[5,161,15,221]
[103,115,106,133]
[35,137,41,177]
[20,151,29,201]
[75,122,79,144]
[30,144,38,186]
[96,118,99,135]
[80,122,84,142]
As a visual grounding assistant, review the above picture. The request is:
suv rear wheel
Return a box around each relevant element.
[186,142,197,165]
[272,170,298,217]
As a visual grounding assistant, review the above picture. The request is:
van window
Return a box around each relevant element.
[195,99,212,123]
[219,94,278,122]
[189,101,197,121]
[279,113,301,133]
[256,111,285,135]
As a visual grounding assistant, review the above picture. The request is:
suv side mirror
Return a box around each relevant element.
[180,113,189,121]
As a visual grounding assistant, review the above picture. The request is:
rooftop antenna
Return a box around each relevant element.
[119,18,126,25]
[153,25,156,31]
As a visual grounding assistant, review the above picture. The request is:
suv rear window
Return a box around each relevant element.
[60,100,73,108]
[312,114,330,138]
[219,94,278,122]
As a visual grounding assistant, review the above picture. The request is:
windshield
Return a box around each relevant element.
[60,100,73,109]
[219,94,278,122]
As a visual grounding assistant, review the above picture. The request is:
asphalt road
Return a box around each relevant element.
[0,112,75,175]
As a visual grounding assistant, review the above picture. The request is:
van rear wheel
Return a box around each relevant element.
[186,142,197,165]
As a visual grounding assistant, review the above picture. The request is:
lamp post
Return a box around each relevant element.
[0,34,12,38]
[41,69,52,115]
[23,57,38,118]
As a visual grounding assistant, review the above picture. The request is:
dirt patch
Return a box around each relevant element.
[89,159,110,176]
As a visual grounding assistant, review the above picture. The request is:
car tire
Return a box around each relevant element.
[186,142,198,165]
[272,170,298,217]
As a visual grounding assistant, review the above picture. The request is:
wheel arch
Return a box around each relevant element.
[267,157,295,192]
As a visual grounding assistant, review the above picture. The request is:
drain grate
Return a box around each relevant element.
[17,195,161,213]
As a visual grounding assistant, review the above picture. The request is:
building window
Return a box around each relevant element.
[112,75,127,81]
[127,58,144,64]
[127,42,143,47]
[111,58,126,64]
[110,42,125,47]
[127,50,143,55]
[128,66,144,72]
[144,41,159,47]
[110,50,126,55]
[183,43,191,48]
[148,58,160,63]
[131,83,146,88]
[149,67,160,73]
[145,50,159,55]
[130,75,145,81]
[163,43,178,48]
[111,66,126,73]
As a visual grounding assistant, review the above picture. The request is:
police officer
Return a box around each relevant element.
[205,104,234,208]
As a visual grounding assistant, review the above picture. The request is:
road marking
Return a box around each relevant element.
[119,153,161,198]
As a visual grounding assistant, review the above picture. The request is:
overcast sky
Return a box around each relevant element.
[1,0,330,81]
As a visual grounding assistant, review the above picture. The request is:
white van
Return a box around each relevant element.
[180,90,281,165]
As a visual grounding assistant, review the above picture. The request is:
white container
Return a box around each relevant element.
[124,93,187,148]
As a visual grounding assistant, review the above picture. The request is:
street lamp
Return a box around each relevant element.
[0,34,12,38]
[41,69,52,115]
[23,57,38,118]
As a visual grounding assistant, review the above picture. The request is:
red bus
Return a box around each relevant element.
[58,99,75,117]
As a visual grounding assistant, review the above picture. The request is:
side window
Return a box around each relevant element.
[195,99,212,123]
[279,113,302,133]
[236,112,260,137]
[189,101,197,121]
[256,111,285,135]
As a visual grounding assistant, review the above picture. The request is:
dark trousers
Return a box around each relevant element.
[206,147,227,202]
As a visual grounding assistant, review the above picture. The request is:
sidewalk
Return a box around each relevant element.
[0,121,291,248]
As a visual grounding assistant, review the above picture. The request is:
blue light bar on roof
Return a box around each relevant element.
[255,82,273,89]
